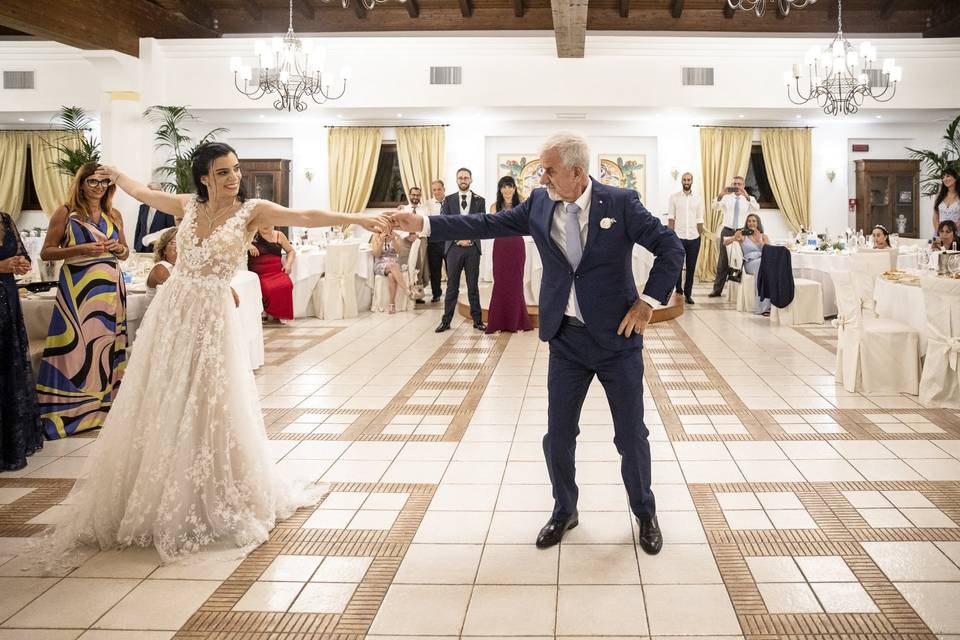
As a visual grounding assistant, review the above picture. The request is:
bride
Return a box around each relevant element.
[40,142,390,568]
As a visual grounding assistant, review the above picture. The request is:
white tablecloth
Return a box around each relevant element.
[22,271,265,370]
[483,237,654,304]
[790,251,851,318]
[288,243,374,317]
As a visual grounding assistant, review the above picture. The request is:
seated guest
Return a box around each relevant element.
[486,176,532,334]
[134,182,176,253]
[398,186,427,303]
[148,228,238,309]
[724,213,771,315]
[871,224,891,249]
[0,211,44,471]
[370,229,408,314]
[932,220,958,251]
[248,225,295,322]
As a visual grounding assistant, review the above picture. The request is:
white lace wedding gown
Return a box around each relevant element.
[41,197,323,568]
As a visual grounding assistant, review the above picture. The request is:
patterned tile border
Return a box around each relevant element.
[260,325,346,367]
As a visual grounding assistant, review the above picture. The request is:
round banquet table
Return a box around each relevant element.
[21,270,265,370]
[288,244,375,317]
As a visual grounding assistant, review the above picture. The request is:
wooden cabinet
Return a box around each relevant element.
[855,159,920,238]
[239,159,291,236]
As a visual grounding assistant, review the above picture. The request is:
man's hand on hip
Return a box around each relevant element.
[617,300,653,338]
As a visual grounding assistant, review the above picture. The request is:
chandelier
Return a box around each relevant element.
[726,0,816,17]
[229,0,349,112]
[321,0,394,9]
[784,0,901,116]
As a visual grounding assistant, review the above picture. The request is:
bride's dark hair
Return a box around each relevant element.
[192,142,247,203]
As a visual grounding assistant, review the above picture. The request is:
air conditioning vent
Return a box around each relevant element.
[3,70,35,89]
[681,67,714,86]
[555,112,587,120]
[866,68,888,88]
[430,66,462,85]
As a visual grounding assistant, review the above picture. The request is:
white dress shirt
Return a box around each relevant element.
[420,180,660,315]
[145,207,157,231]
[426,198,442,215]
[667,191,705,240]
[716,193,759,231]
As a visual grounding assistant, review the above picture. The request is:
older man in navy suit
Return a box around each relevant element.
[392,133,683,554]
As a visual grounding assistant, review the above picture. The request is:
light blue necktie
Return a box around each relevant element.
[732,196,741,229]
[564,202,584,321]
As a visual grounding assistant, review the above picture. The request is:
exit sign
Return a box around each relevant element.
[852,144,870,152]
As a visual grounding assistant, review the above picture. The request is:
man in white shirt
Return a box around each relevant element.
[397,186,428,303]
[425,180,445,302]
[667,172,705,305]
[709,175,759,297]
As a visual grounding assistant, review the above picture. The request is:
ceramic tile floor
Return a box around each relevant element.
[1,286,960,639]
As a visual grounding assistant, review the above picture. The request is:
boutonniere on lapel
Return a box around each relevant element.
[599,217,617,230]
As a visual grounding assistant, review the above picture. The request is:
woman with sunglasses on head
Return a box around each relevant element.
[36,163,130,440]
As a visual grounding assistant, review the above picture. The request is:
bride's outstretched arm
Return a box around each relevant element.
[99,165,191,219]
[251,200,393,234]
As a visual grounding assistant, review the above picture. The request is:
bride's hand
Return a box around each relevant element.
[98,165,121,182]
[358,213,392,234]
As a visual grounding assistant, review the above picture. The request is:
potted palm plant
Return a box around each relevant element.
[47,106,101,176]
[143,106,229,193]
[907,113,960,196]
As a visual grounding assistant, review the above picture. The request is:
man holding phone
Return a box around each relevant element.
[709,176,759,297]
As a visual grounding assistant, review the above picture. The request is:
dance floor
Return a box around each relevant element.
[2,284,960,639]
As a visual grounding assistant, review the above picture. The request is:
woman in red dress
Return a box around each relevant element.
[486,176,532,334]
[248,225,295,321]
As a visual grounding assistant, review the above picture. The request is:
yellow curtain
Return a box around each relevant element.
[0,132,28,219]
[694,127,753,282]
[328,127,382,213]
[29,131,75,216]
[396,126,445,198]
[760,127,812,234]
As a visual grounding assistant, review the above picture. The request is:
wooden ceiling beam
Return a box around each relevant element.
[405,0,420,18]
[671,0,684,19]
[241,0,263,21]
[619,0,629,18]
[151,0,217,31]
[0,0,217,57]
[514,0,525,18]
[551,0,588,58]
[722,1,735,19]
[294,0,316,20]
[459,0,473,18]
[924,1,960,38]
[879,0,896,20]
[352,0,367,19]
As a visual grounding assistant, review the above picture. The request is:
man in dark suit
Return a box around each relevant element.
[392,133,683,555]
[134,182,176,253]
[436,168,486,333]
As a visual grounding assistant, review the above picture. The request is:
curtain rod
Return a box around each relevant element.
[323,123,449,129]
[0,128,72,132]
[692,124,815,129]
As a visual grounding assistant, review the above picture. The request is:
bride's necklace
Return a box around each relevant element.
[198,198,238,230]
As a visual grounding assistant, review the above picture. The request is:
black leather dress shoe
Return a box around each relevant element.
[473,320,486,331]
[536,513,578,549]
[707,291,722,298]
[685,296,695,305]
[435,321,451,333]
[415,299,425,304]
[431,296,441,303]
[637,514,663,555]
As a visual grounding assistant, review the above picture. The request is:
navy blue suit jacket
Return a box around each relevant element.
[428,178,684,351]
[437,191,486,256]
[134,203,176,253]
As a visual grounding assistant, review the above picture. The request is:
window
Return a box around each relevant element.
[20,146,42,212]
[745,143,778,210]
[366,142,407,208]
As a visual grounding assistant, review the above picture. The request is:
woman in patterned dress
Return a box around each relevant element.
[36,162,129,439]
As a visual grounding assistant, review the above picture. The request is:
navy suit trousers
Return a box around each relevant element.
[544,320,655,521]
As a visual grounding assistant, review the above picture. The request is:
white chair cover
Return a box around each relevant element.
[830,270,920,394]
[771,277,823,326]
[736,272,757,313]
[726,240,744,271]
[852,251,894,318]
[320,242,359,320]
[919,276,960,407]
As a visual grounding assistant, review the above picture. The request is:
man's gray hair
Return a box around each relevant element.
[540,133,590,172]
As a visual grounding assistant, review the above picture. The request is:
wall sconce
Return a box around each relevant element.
[304,168,315,182]
[670,168,679,181]
[825,168,836,183]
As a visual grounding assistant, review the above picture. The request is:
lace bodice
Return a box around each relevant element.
[177,196,259,282]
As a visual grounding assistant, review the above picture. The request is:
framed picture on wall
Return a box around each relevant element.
[497,154,542,199]
[598,154,646,201]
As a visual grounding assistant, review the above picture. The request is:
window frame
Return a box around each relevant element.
[20,145,43,212]
[745,143,779,210]
[365,142,407,209]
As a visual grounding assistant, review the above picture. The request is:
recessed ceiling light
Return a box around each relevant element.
[337,114,343,118]
[876,115,883,119]
[259,114,264,119]
[738,114,744,119]
[795,114,802,119]
[396,113,403,118]
[18,118,24,122]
